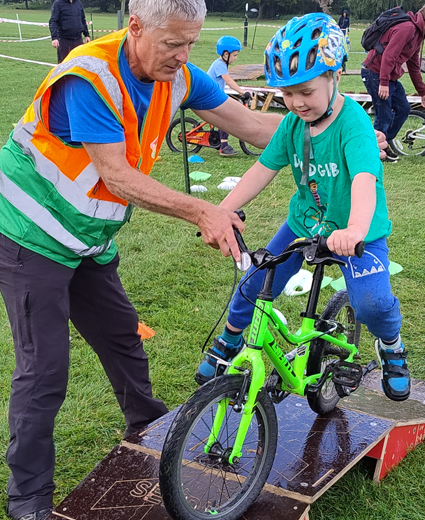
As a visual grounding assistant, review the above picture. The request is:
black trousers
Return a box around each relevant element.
[0,234,168,518]
[57,37,83,63]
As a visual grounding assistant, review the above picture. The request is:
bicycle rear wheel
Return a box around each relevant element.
[239,140,262,156]
[389,109,425,156]
[159,375,278,520]
[306,290,361,415]
[166,117,203,154]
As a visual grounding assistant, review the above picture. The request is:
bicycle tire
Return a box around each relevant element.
[159,375,278,520]
[239,140,262,156]
[306,289,361,415]
[389,109,425,157]
[166,117,203,154]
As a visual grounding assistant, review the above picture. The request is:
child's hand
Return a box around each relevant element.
[327,227,365,257]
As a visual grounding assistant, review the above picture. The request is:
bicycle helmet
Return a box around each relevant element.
[264,13,346,87]
[216,36,242,56]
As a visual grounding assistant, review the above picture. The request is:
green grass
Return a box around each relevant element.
[1,10,425,520]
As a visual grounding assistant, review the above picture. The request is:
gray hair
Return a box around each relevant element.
[128,0,207,30]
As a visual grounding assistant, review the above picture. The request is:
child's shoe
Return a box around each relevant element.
[195,336,245,385]
[375,338,410,401]
[220,145,238,156]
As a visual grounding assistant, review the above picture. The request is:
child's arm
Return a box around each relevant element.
[222,73,248,97]
[327,172,376,257]
[219,161,279,211]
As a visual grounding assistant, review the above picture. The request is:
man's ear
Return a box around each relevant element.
[128,14,143,37]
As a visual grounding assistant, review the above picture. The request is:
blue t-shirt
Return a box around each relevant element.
[207,57,228,91]
[48,52,228,144]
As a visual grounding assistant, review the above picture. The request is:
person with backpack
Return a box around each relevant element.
[361,5,425,162]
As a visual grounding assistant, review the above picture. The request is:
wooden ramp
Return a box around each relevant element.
[46,379,425,520]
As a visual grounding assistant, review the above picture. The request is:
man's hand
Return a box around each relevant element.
[84,36,90,44]
[378,85,389,100]
[375,129,388,160]
[327,226,364,257]
[52,39,59,48]
[197,207,245,262]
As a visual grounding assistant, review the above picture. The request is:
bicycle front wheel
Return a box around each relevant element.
[389,109,425,156]
[159,375,278,520]
[166,117,203,154]
[239,140,262,156]
[306,290,361,415]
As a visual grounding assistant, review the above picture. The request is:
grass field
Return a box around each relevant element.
[1,7,425,520]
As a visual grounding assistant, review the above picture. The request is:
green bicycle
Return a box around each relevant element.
[159,213,377,520]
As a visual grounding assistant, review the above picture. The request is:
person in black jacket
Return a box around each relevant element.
[49,0,90,63]
[338,9,350,35]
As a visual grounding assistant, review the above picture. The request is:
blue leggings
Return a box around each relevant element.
[228,221,401,342]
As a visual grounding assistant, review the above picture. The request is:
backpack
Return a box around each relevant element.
[361,6,412,54]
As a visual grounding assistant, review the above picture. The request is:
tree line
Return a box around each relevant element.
[4,0,425,20]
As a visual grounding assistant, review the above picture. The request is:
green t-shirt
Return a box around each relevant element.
[259,96,391,242]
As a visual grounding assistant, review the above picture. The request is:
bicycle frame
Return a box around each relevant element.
[205,258,359,464]
[183,121,218,148]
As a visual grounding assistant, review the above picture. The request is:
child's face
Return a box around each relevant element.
[224,51,239,64]
[279,74,335,123]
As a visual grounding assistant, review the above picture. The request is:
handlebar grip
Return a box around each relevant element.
[354,241,365,258]
[234,209,246,222]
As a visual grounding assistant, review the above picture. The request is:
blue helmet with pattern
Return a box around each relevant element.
[216,36,242,56]
[264,13,347,87]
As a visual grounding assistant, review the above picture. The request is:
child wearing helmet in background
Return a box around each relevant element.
[207,36,251,156]
[196,14,410,402]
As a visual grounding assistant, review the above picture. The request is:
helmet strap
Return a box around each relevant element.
[222,52,231,67]
[300,122,312,198]
[310,71,338,127]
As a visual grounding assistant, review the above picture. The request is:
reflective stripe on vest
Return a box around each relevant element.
[2,32,190,257]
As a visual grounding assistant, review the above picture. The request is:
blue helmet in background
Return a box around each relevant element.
[264,13,347,87]
[216,36,242,56]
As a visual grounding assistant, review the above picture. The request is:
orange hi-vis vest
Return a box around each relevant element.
[2,29,190,261]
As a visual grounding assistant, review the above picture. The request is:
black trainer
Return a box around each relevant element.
[383,147,398,162]
[17,508,53,520]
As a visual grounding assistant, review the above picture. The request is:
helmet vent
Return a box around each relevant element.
[280,28,286,39]
[274,41,280,52]
[288,52,299,76]
[293,38,302,49]
[311,28,321,40]
[273,55,283,78]
[306,46,318,71]
[265,55,271,75]
[294,23,306,34]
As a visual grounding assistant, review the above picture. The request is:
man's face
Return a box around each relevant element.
[127,16,203,82]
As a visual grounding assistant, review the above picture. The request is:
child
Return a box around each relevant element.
[207,36,251,156]
[196,14,410,402]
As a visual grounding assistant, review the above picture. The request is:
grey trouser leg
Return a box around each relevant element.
[0,234,167,518]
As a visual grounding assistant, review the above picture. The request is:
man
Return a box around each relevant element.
[338,9,350,35]
[361,5,425,161]
[0,1,388,519]
[0,1,286,519]
[49,0,91,63]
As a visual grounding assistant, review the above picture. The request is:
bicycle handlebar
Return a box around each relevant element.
[233,209,364,271]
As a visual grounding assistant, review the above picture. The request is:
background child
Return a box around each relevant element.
[196,14,410,402]
[207,36,251,156]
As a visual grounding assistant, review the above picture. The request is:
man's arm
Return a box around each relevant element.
[194,96,283,149]
[49,1,60,41]
[80,3,90,38]
[83,141,244,260]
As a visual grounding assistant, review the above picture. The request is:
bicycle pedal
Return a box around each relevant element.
[332,360,363,388]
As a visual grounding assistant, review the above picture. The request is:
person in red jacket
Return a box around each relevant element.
[361,5,425,161]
